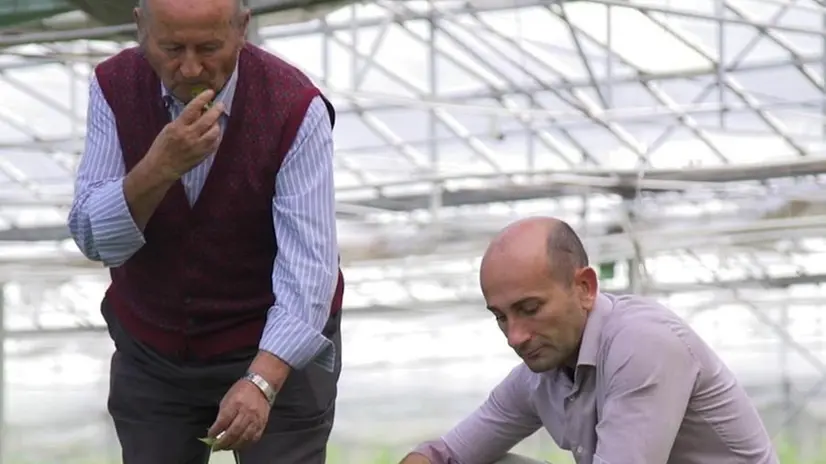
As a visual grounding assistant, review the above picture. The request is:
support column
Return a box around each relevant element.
[779,305,796,449]
[822,9,826,137]
[0,283,5,464]
[427,0,442,232]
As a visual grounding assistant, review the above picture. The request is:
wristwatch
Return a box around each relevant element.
[243,371,277,406]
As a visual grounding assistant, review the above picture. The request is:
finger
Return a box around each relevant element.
[190,103,225,135]
[196,124,221,153]
[234,421,263,450]
[179,89,216,123]
[250,417,266,444]
[207,403,237,439]
[215,412,250,451]
[199,122,221,143]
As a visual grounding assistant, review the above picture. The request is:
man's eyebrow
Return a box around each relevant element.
[488,297,541,313]
[512,297,541,308]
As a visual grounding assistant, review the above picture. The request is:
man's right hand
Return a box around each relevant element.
[148,89,224,181]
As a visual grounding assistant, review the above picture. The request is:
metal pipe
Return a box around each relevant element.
[0,283,4,464]
[716,0,726,128]
[427,1,443,229]
[0,0,348,47]
[2,155,826,213]
[605,4,613,107]
[584,0,826,36]
[822,10,826,136]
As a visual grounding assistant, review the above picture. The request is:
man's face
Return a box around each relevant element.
[481,251,595,373]
[135,1,248,103]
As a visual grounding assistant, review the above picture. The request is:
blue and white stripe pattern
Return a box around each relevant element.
[68,69,339,372]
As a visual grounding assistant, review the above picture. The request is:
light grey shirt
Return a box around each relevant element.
[413,293,779,464]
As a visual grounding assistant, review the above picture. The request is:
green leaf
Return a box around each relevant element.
[198,437,217,447]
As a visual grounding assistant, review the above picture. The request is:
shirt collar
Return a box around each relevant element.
[575,292,613,368]
[160,60,239,117]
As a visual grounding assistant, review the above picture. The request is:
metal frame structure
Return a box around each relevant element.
[2,0,826,456]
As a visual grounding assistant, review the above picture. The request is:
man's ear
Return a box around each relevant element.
[574,266,598,310]
[134,8,146,43]
[239,8,251,42]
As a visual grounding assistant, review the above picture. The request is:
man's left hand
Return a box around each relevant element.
[208,351,291,451]
[208,379,271,451]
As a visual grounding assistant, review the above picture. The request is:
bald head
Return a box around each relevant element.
[137,0,244,22]
[483,217,589,285]
[481,217,596,373]
[134,0,249,104]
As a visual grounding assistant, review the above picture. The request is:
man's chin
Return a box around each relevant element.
[522,356,559,373]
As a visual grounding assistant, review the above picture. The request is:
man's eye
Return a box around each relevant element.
[521,306,540,315]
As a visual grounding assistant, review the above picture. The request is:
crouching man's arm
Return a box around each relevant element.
[400,365,543,464]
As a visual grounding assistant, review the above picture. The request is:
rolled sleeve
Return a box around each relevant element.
[411,440,454,464]
[67,74,145,267]
[259,96,338,372]
[594,322,700,463]
[260,308,334,370]
[84,179,145,267]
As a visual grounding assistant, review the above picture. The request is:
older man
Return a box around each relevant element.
[67,0,343,463]
[400,217,778,464]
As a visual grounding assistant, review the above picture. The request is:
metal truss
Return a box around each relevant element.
[2,0,826,437]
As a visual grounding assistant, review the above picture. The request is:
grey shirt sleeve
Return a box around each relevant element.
[594,321,700,464]
[413,364,544,464]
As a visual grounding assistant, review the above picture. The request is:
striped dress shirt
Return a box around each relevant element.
[67,68,339,372]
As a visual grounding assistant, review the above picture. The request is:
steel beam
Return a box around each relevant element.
[0,283,3,464]
[2,157,824,237]
[4,272,826,340]
[0,0,350,46]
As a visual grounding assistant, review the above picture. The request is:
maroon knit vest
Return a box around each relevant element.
[95,44,344,360]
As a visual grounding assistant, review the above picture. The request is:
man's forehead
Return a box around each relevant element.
[484,229,548,268]
[144,0,237,23]
[480,244,552,296]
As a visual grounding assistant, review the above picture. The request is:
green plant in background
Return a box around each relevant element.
[6,438,826,464]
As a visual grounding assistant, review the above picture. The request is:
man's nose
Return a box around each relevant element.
[179,51,203,79]
[506,321,531,350]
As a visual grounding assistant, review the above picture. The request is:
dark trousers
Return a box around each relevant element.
[102,300,342,464]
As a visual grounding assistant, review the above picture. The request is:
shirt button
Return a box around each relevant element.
[576,446,584,455]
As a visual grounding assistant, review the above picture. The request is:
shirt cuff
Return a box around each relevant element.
[259,306,335,372]
[412,440,455,464]
[88,178,145,267]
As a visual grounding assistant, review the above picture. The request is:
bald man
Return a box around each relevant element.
[399,217,778,464]
[67,0,343,463]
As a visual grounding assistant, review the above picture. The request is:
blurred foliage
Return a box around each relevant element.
[7,438,826,464]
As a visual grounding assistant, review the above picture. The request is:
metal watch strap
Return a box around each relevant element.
[243,372,277,406]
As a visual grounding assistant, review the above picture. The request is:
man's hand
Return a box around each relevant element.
[207,379,270,451]
[207,351,291,451]
[147,89,224,181]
